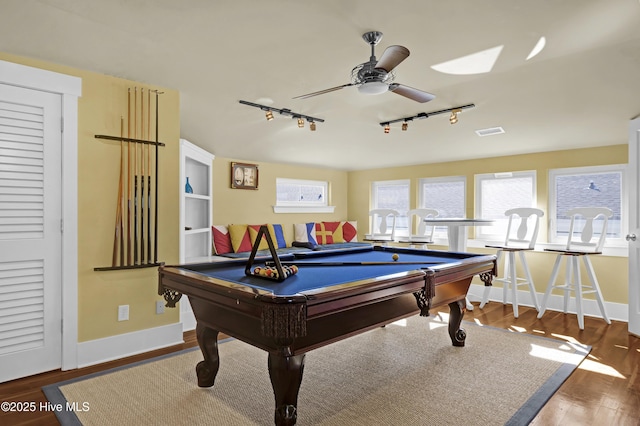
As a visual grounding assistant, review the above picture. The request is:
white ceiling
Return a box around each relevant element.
[2,0,640,170]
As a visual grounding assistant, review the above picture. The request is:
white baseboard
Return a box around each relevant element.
[76,322,184,369]
[180,295,196,331]
[467,283,629,323]
[181,310,196,332]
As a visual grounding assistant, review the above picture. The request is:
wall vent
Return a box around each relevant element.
[475,126,505,137]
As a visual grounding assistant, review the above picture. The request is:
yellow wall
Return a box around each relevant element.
[0,51,630,347]
[0,53,181,342]
[348,145,629,304]
[212,156,349,243]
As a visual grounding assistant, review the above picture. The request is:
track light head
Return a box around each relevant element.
[377,104,473,129]
[310,121,316,131]
[449,109,461,125]
[240,100,325,127]
[384,124,390,134]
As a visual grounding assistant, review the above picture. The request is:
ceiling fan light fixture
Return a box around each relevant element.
[358,81,389,95]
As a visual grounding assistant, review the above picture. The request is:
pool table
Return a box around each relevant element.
[158,246,495,425]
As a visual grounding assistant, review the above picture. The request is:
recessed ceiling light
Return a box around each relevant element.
[475,126,505,137]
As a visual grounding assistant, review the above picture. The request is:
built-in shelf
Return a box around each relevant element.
[185,193,210,200]
[180,139,214,331]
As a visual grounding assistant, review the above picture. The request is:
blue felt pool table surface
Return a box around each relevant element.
[179,246,486,296]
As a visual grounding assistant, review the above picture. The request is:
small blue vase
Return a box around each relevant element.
[185,177,193,194]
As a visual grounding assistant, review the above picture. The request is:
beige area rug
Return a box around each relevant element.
[44,314,589,426]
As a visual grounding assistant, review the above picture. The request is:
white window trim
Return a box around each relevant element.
[547,164,627,251]
[418,175,466,242]
[474,170,537,240]
[371,179,410,236]
[273,205,335,213]
[418,175,467,208]
[274,178,335,213]
[371,179,410,209]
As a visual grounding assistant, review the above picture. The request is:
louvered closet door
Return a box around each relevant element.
[0,83,62,382]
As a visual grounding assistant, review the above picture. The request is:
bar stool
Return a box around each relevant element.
[537,207,612,330]
[364,208,399,245]
[480,208,544,318]
[396,208,439,249]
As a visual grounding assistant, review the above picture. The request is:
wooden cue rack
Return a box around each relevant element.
[94,88,165,271]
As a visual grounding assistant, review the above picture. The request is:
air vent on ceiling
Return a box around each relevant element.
[475,126,505,137]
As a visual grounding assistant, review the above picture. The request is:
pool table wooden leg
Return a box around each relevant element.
[448,299,467,347]
[195,323,220,387]
[268,350,305,426]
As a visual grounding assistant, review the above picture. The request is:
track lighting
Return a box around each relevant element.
[240,100,324,130]
[379,104,474,131]
[449,109,461,125]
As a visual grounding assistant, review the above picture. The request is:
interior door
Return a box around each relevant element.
[0,83,63,382]
[628,117,640,337]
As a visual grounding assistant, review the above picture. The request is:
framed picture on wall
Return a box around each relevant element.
[231,162,259,189]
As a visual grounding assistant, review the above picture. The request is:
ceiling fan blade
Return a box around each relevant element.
[375,45,410,72]
[293,83,353,99]
[388,83,436,103]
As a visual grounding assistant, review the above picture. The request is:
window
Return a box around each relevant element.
[475,171,536,239]
[549,165,625,244]
[418,176,466,239]
[371,180,410,234]
[274,178,334,213]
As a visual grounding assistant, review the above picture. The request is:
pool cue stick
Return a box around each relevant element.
[153,90,161,263]
[133,87,139,264]
[267,261,445,266]
[140,88,145,264]
[147,88,152,263]
[126,88,132,265]
[112,117,125,267]
[119,117,125,266]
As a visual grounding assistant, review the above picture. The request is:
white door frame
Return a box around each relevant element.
[0,59,81,370]
[628,117,640,337]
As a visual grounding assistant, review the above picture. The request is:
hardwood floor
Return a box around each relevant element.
[1,303,638,425]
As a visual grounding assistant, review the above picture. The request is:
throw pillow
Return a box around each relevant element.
[268,224,288,248]
[248,224,270,251]
[342,221,358,242]
[212,225,233,255]
[315,221,344,244]
[228,224,252,252]
[293,223,317,246]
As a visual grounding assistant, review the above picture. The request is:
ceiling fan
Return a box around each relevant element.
[294,31,436,103]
